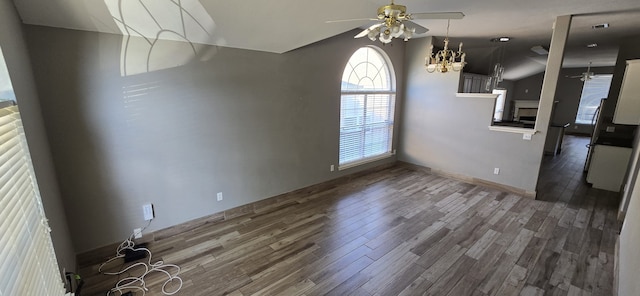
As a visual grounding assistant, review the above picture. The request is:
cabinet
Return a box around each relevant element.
[586,145,632,192]
[613,59,640,125]
[460,73,491,93]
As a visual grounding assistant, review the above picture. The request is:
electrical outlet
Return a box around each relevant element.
[523,133,532,140]
[133,228,142,239]
[217,192,223,201]
[606,126,615,132]
[142,203,154,221]
[494,168,500,175]
[330,165,335,172]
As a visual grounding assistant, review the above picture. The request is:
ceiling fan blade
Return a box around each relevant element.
[354,23,383,38]
[404,20,429,34]
[326,18,378,24]
[411,12,465,20]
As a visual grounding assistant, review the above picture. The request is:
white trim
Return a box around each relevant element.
[338,152,395,171]
[455,93,499,99]
[341,90,396,95]
[627,59,640,65]
[488,125,537,135]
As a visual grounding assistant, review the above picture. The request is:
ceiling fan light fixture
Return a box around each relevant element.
[367,29,379,41]
[379,30,393,43]
[530,45,549,55]
[346,1,463,45]
[403,28,414,41]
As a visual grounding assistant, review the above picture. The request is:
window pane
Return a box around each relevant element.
[575,75,613,124]
[341,47,391,91]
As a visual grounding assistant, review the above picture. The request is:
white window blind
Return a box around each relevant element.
[339,47,396,169]
[0,102,65,296]
[575,74,613,124]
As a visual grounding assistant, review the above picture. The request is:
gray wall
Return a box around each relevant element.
[0,1,75,272]
[512,72,545,103]
[398,36,545,193]
[25,25,406,252]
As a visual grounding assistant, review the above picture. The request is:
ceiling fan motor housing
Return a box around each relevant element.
[378,4,407,19]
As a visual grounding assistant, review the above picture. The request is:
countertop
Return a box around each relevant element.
[595,135,634,148]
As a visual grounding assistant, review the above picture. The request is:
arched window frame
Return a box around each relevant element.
[339,46,396,169]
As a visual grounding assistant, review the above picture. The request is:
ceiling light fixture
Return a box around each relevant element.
[353,1,420,44]
[338,1,465,45]
[425,19,466,73]
[530,45,549,55]
[586,43,598,48]
[485,38,509,91]
[592,23,609,29]
[490,37,511,42]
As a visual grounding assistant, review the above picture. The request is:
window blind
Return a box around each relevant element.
[0,102,65,296]
[575,74,613,124]
[339,93,395,165]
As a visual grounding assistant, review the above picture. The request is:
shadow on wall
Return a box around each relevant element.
[103,0,223,76]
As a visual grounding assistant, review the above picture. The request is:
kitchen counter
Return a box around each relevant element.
[492,121,534,129]
[544,123,570,155]
[595,135,634,148]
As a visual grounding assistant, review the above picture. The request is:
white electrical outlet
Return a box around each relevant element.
[133,228,142,239]
[494,168,500,175]
[142,203,154,221]
[330,165,335,172]
[217,192,223,201]
[523,133,532,140]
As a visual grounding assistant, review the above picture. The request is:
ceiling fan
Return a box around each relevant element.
[326,1,464,44]
[568,62,595,82]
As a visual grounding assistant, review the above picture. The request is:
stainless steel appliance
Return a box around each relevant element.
[584,98,607,172]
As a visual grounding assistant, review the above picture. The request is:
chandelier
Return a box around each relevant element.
[425,19,466,73]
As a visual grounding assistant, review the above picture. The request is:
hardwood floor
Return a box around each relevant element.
[78,135,620,295]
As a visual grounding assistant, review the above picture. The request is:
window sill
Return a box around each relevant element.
[338,152,395,171]
[488,125,537,135]
[455,93,499,99]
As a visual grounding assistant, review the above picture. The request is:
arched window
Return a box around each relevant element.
[339,47,396,168]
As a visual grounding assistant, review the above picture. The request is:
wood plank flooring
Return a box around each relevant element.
[78,135,620,295]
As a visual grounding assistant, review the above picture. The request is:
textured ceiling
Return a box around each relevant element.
[12,0,640,80]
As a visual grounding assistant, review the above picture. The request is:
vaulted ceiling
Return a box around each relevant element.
[12,0,640,80]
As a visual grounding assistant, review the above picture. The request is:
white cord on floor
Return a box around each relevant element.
[98,221,183,296]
